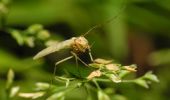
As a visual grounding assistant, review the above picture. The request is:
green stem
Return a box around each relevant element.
[93,79,101,90]
[94,78,111,82]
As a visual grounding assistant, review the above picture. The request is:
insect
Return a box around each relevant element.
[33,35,93,65]
[33,33,94,83]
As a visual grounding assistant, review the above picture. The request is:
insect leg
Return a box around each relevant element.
[55,56,74,66]
[70,51,89,67]
[88,48,94,62]
[74,53,82,78]
[51,56,73,85]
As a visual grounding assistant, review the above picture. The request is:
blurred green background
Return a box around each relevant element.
[0,0,170,100]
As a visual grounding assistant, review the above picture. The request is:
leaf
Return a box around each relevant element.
[133,71,159,88]
[47,92,65,100]
[35,82,50,90]
[133,79,149,88]
[18,92,45,99]
[6,69,14,89]
[9,86,20,98]
[98,90,110,100]
[10,30,24,45]
[143,71,159,83]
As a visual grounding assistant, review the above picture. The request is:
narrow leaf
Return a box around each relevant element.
[6,69,14,89]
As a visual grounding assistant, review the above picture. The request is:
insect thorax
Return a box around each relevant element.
[71,36,89,54]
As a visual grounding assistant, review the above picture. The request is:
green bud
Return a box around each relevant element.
[37,30,50,40]
[27,24,43,34]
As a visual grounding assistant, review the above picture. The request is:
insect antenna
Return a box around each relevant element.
[83,24,102,37]
[83,0,126,37]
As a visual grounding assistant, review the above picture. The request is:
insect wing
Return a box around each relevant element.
[33,38,74,59]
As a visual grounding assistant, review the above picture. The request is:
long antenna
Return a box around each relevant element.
[83,0,126,37]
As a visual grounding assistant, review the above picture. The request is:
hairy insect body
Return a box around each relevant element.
[71,36,89,54]
[33,36,89,60]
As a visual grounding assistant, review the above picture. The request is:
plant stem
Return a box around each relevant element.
[93,79,101,90]
[94,78,111,82]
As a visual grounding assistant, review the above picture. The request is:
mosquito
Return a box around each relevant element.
[33,31,94,85]
[33,35,94,65]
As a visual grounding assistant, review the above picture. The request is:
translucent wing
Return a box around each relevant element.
[33,38,75,59]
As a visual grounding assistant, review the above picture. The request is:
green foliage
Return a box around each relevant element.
[1,0,169,100]
[8,24,50,47]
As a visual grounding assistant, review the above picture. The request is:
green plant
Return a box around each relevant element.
[2,23,159,99]
[5,58,159,100]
